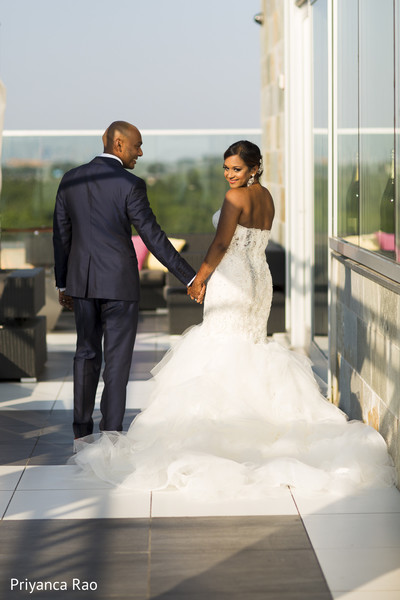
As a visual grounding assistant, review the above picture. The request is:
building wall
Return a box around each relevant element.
[259,0,285,246]
[259,0,400,482]
[330,253,400,482]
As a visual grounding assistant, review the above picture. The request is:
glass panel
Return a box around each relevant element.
[312,0,329,340]
[396,0,400,259]
[337,0,359,241]
[359,0,395,259]
[0,131,261,269]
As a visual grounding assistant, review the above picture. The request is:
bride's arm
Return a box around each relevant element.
[188,191,243,301]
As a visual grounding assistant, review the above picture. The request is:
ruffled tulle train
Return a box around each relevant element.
[73,325,396,498]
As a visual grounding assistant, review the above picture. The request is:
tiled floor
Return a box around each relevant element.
[0,311,400,599]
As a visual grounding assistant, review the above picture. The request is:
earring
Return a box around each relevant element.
[247,174,255,187]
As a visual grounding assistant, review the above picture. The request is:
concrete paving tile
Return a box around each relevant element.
[303,513,400,549]
[130,349,168,379]
[150,516,310,553]
[151,486,298,517]
[37,425,73,444]
[0,490,14,517]
[0,410,50,441]
[0,382,36,405]
[315,547,400,592]
[46,332,77,348]
[0,382,61,410]
[45,410,73,423]
[38,353,74,382]
[291,486,400,515]
[17,465,113,490]
[0,398,57,410]
[30,382,64,402]
[4,489,151,519]
[0,409,50,426]
[149,592,331,600]
[332,591,400,599]
[52,382,74,409]
[137,313,169,334]
[0,428,40,443]
[0,518,150,554]
[0,441,37,465]
[0,554,149,599]
[0,466,25,490]
[28,440,73,465]
[149,547,331,598]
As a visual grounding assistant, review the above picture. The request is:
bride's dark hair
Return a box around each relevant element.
[224,140,263,179]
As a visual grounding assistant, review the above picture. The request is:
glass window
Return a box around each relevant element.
[0,131,261,269]
[336,0,398,265]
[396,0,400,260]
[359,0,395,259]
[337,0,359,241]
[0,132,261,234]
[313,0,329,339]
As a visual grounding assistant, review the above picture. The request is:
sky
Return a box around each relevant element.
[0,0,262,131]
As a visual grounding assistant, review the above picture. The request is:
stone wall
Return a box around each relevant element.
[259,0,285,246]
[330,252,400,482]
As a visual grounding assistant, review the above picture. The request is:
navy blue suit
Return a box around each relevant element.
[53,156,196,436]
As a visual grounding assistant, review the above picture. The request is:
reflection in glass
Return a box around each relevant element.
[345,153,360,237]
[337,0,359,241]
[359,0,395,259]
[336,0,398,263]
[396,0,400,261]
[0,131,261,270]
[313,0,328,338]
[0,131,261,234]
[379,149,395,252]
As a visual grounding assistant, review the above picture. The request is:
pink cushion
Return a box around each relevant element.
[377,231,395,251]
[131,235,149,270]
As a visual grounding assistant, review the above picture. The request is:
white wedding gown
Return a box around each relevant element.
[74,212,396,497]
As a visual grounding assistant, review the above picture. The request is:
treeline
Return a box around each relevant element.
[0,158,228,234]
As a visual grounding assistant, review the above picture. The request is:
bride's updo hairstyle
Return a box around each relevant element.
[224,140,263,180]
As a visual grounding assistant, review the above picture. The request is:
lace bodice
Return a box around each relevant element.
[203,211,273,343]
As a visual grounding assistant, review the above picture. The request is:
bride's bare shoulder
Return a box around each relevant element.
[260,185,274,208]
[260,184,273,199]
[224,187,248,206]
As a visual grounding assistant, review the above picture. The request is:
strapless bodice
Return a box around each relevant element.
[212,209,271,257]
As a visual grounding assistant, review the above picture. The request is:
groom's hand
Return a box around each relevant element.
[187,281,206,304]
[58,290,74,311]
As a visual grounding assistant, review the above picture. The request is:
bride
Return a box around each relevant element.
[74,140,396,497]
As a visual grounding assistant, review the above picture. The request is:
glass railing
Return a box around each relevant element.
[0,129,261,269]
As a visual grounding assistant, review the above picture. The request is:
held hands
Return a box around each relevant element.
[58,290,74,311]
[187,277,206,304]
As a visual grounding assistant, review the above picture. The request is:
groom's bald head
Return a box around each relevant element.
[102,121,139,152]
[102,121,143,169]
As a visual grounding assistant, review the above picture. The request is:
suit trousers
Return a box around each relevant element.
[72,297,139,437]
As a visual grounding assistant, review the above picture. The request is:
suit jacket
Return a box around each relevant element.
[53,156,196,300]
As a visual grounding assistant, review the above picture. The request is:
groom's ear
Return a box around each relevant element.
[112,136,125,160]
[114,137,123,151]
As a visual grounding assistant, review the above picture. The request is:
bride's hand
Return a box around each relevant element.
[196,283,206,304]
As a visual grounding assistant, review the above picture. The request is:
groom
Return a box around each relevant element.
[53,121,197,438]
